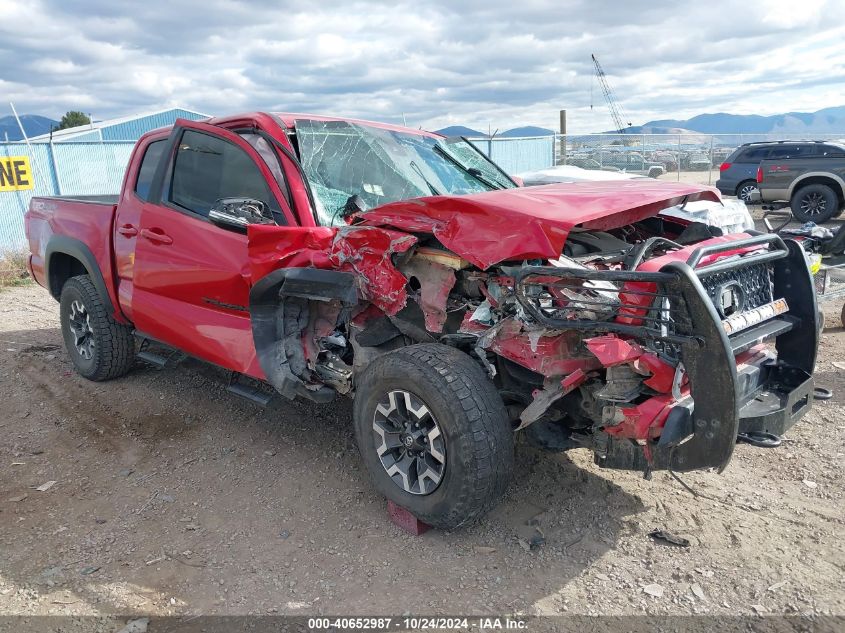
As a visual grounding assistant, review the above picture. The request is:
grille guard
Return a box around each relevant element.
[513,236,817,473]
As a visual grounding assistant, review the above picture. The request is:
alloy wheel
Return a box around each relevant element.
[800,192,827,216]
[68,299,95,360]
[372,390,446,495]
[738,183,758,203]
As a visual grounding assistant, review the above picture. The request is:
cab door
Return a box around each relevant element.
[131,119,295,376]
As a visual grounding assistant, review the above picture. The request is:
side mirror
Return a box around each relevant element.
[340,194,367,220]
[209,197,274,233]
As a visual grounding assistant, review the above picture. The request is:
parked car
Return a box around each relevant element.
[717,141,837,203]
[757,142,845,222]
[24,112,819,529]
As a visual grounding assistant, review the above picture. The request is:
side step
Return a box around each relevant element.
[137,349,169,370]
[227,378,274,407]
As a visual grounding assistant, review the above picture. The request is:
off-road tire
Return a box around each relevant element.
[60,275,135,381]
[353,343,513,530]
[791,184,840,223]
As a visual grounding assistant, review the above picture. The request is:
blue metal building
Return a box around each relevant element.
[28,107,210,143]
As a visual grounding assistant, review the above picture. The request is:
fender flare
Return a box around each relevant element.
[249,267,358,403]
[788,172,845,200]
[44,235,117,315]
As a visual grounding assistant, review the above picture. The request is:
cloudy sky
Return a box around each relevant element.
[2,0,845,132]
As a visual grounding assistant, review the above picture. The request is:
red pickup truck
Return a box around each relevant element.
[25,113,819,529]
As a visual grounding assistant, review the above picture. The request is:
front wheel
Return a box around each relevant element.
[353,344,513,530]
[59,275,135,381]
[791,184,840,223]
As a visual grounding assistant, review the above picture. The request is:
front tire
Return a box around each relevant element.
[353,344,513,530]
[59,275,135,381]
[791,184,840,223]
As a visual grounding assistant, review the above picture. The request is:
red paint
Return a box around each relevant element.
[356,180,720,270]
[485,318,601,377]
[585,335,643,366]
[605,394,676,439]
[387,500,431,535]
[635,353,677,393]
[248,223,415,315]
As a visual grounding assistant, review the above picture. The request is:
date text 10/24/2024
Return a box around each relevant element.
[307,617,529,630]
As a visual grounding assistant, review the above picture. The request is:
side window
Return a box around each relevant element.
[134,140,166,201]
[169,130,280,219]
[820,145,845,157]
[769,145,814,158]
[739,147,770,162]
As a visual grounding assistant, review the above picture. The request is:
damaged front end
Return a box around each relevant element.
[495,234,817,473]
[245,185,818,478]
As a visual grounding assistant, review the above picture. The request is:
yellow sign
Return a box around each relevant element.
[0,156,34,191]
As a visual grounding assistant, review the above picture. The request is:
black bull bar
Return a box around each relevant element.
[513,236,818,473]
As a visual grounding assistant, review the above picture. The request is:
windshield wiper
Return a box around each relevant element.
[432,144,502,190]
[410,160,441,195]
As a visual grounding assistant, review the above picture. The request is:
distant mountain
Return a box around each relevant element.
[500,126,555,137]
[0,114,58,141]
[606,106,845,136]
[435,125,485,137]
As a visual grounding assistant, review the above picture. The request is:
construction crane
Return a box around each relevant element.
[591,54,632,134]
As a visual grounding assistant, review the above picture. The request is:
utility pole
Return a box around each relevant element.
[559,110,567,165]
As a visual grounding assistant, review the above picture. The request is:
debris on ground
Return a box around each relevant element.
[648,529,691,548]
[35,481,56,492]
[642,583,665,598]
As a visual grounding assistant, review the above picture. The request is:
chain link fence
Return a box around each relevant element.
[467,133,845,188]
[0,141,135,254]
[4,132,845,256]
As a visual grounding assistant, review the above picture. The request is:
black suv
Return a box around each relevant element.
[716,141,835,203]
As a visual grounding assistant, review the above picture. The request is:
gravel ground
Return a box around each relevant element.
[1,247,843,621]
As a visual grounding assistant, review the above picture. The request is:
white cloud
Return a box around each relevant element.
[1,0,844,132]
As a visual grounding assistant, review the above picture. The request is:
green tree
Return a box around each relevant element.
[56,111,91,130]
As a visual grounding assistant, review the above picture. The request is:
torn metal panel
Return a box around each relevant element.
[603,394,675,439]
[518,369,587,430]
[634,352,677,393]
[400,256,456,333]
[584,334,643,366]
[248,223,416,315]
[479,318,601,377]
[248,267,356,403]
[355,180,721,270]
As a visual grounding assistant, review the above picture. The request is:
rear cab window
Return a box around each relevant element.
[134,140,166,201]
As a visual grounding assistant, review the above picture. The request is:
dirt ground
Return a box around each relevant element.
[1,250,844,621]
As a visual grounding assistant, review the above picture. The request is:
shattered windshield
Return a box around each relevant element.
[295,119,517,226]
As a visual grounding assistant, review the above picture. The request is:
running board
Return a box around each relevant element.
[137,349,168,370]
[226,380,274,407]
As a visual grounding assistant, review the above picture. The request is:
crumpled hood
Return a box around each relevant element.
[354,180,721,270]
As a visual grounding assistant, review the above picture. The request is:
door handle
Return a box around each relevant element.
[117,224,138,237]
[139,228,173,245]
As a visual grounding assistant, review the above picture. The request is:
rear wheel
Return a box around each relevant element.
[736,180,759,203]
[60,275,135,381]
[791,184,839,223]
[353,344,513,530]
